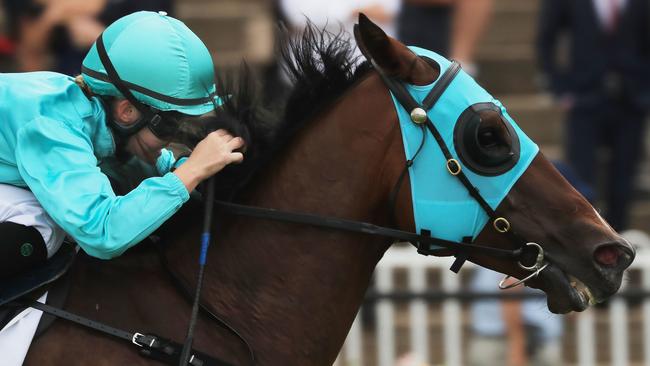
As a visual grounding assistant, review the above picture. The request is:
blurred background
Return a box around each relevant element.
[1,0,650,365]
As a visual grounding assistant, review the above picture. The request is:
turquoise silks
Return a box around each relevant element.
[0,72,190,259]
[393,47,539,242]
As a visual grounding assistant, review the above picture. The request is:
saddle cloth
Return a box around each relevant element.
[0,292,47,366]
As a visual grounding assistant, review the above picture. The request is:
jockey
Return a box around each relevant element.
[0,11,245,278]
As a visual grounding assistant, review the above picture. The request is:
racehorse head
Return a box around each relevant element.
[354,14,634,313]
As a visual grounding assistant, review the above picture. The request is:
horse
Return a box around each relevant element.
[25,15,634,366]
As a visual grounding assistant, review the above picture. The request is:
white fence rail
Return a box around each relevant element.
[334,246,650,366]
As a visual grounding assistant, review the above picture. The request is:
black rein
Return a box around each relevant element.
[212,201,522,260]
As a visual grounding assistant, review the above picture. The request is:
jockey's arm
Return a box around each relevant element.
[15,117,190,259]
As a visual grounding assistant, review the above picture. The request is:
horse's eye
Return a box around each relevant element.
[477,127,499,148]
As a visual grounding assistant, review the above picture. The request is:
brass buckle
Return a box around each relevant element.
[493,217,510,233]
[446,159,461,175]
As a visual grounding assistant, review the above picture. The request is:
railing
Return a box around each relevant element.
[334,246,650,366]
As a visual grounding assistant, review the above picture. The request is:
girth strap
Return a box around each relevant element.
[11,300,234,366]
[214,200,521,259]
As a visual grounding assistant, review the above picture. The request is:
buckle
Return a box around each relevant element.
[446,159,461,175]
[493,217,511,233]
[132,333,156,348]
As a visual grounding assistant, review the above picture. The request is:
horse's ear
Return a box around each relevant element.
[354,13,435,84]
[354,13,401,74]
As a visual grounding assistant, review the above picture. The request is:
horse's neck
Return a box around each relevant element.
[170,74,402,364]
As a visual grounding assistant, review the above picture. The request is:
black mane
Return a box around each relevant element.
[196,22,371,200]
[280,24,371,137]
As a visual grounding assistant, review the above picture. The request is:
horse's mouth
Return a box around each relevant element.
[569,275,598,306]
[538,264,600,313]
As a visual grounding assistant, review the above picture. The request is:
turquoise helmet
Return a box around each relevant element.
[82,11,217,117]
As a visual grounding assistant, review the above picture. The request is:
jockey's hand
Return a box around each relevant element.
[173,129,245,192]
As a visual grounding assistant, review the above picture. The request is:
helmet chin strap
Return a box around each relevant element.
[95,97,136,164]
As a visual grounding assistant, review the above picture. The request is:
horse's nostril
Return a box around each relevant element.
[594,241,635,270]
[594,245,622,267]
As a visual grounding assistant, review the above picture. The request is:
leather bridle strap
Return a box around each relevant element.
[386,123,426,225]
[214,200,522,259]
[421,61,461,109]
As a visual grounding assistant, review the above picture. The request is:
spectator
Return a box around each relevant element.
[397,0,452,56]
[279,0,400,40]
[537,0,650,231]
[468,267,564,366]
[449,0,492,75]
[397,0,492,75]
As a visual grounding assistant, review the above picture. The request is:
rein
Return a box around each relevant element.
[212,201,522,261]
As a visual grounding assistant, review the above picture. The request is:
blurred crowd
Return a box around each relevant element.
[0,0,648,365]
[537,0,650,233]
[0,0,174,74]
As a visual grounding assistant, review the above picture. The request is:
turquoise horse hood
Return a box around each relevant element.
[394,47,539,243]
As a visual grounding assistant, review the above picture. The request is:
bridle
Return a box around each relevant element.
[355,46,548,290]
[178,38,551,366]
[205,54,549,291]
[351,44,549,288]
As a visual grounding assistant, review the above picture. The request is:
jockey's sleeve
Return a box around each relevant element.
[15,117,190,259]
[155,148,188,175]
